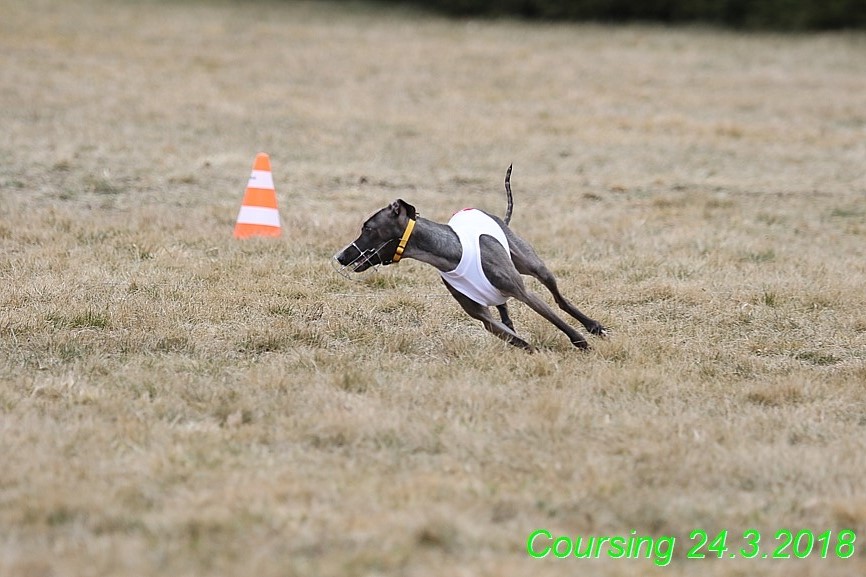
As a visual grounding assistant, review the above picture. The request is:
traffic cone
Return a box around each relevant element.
[234,152,281,238]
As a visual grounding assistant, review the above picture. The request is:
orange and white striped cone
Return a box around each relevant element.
[234,152,281,238]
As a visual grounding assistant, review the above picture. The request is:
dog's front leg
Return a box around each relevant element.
[442,280,533,351]
[496,304,515,332]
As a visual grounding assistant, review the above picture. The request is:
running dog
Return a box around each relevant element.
[333,166,607,350]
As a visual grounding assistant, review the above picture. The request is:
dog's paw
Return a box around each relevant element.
[588,323,608,338]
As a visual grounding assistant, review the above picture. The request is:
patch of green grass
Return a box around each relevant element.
[84,172,122,195]
[761,288,780,307]
[829,206,864,219]
[743,248,776,263]
[237,331,294,354]
[46,309,110,330]
[795,350,840,366]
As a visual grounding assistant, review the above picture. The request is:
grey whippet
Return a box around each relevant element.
[333,166,607,351]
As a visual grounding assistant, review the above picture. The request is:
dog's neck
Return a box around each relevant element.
[400,217,462,272]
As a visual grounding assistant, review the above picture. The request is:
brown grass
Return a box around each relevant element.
[2,1,866,576]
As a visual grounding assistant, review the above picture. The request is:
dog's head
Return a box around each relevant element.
[333,199,417,274]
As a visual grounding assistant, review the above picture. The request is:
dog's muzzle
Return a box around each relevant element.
[331,240,391,280]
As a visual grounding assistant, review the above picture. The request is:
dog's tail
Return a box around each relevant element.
[504,163,514,225]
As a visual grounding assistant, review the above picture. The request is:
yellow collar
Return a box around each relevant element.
[391,218,416,263]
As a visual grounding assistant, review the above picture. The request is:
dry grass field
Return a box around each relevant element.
[2,0,866,576]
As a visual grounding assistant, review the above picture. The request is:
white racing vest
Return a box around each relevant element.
[439,209,510,306]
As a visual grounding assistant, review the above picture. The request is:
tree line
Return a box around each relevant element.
[367,0,865,30]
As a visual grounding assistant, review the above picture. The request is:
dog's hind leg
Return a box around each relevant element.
[479,237,590,349]
[512,289,590,349]
[442,280,532,351]
[509,247,607,337]
[537,269,606,336]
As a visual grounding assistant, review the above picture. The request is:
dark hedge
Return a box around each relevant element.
[372,0,866,29]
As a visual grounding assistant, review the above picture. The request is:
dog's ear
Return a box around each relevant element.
[390,199,416,220]
[389,200,402,217]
